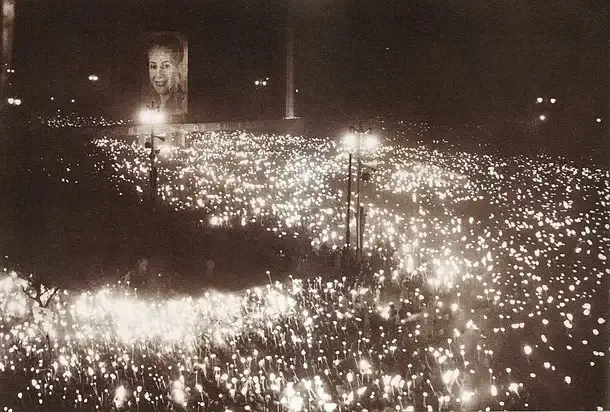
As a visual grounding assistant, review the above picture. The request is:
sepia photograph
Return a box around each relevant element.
[0,0,607,411]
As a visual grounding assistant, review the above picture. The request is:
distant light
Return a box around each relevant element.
[539,115,546,121]
[255,80,260,86]
[523,345,532,355]
[262,81,267,86]
[596,118,602,123]
[70,99,75,103]
[550,98,556,104]
[50,97,55,101]
[295,89,299,93]
[536,97,543,103]
[7,97,14,105]
[14,98,21,106]
[88,74,99,82]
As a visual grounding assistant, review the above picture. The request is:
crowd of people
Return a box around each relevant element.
[0,264,527,412]
[39,113,132,128]
[0,128,607,411]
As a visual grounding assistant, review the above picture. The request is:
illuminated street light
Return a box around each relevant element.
[50,97,54,101]
[254,78,270,116]
[6,97,21,106]
[70,99,75,103]
[255,77,269,88]
[539,115,546,121]
[88,74,99,82]
[342,132,357,148]
[596,118,602,123]
[342,123,376,265]
[550,98,556,104]
[140,104,166,204]
[536,97,543,104]
[139,109,165,125]
[363,134,378,151]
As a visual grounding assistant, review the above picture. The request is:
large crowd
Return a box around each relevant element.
[39,113,132,128]
[0,128,608,411]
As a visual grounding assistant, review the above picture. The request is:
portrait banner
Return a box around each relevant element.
[141,31,188,118]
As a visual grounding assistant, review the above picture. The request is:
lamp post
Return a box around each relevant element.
[343,152,352,267]
[343,123,376,265]
[255,78,269,116]
[139,102,165,204]
[6,96,21,106]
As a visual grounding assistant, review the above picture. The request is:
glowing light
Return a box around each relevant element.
[343,132,357,148]
[363,134,378,150]
[139,109,165,124]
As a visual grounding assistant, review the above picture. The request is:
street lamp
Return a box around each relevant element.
[7,97,21,106]
[342,123,377,265]
[139,103,166,204]
[254,78,268,88]
[88,74,99,82]
[254,78,269,116]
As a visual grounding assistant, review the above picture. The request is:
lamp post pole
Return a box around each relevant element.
[354,122,368,262]
[355,135,362,261]
[342,123,374,268]
[343,152,352,267]
[143,101,162,205]
[149,120,157,204]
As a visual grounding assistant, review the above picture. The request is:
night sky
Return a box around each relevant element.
[10,0,609,122]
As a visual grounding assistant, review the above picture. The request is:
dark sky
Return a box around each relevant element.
[11,0,608,121]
